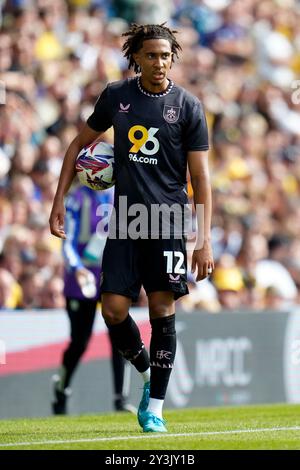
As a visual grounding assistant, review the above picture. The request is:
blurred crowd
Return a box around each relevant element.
[0,0,300,312]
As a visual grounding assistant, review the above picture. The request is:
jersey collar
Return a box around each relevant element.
[136,76,174,98]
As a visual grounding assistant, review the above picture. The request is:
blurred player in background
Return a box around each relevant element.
[52,183,135,415]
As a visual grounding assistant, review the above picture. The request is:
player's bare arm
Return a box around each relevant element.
[187,150,214,281]
[49,124,101,239]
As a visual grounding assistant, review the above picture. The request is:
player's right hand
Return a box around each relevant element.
[49,199,67,239]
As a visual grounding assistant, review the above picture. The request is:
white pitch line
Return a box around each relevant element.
[1,426,300,448]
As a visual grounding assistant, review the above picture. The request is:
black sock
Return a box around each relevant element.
[106,314,149,373]
[150,314,176,399]
[109,330,125,396]
[62,339,89,389]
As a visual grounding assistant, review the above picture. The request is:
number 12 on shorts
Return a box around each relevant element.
[163,251,185,274]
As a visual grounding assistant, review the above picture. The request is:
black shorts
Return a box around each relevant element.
[100,238,189,302]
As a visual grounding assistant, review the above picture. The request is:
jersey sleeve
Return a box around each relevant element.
[86,86,113,132]
[183,100,209,152]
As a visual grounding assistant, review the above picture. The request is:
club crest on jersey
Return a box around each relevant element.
[163,105,180,123]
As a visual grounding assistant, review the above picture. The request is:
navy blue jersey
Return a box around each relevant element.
[87,77,209,236]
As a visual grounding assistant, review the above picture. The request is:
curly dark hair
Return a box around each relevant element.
[122,23,182,73]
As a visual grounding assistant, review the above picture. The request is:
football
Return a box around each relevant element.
[75,140,115,190]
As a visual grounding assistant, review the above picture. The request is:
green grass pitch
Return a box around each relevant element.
[0,404,299,450]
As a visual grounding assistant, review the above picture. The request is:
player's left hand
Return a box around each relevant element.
[191,241,214,282]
